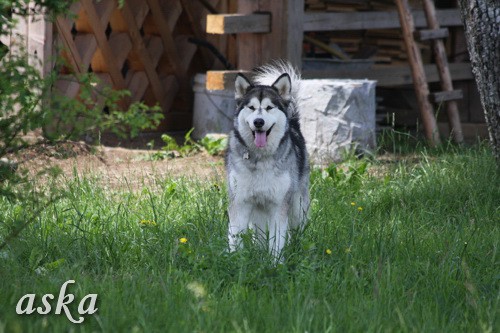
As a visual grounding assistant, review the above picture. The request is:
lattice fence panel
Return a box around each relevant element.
[54,0,222,131]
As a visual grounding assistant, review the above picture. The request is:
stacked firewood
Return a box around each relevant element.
[304,0,431,64]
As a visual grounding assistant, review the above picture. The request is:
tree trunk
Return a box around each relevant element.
[458,0,500,159]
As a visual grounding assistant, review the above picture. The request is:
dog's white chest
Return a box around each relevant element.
[229,162,291,206]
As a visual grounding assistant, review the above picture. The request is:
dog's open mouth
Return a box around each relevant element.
[252,125,274,148]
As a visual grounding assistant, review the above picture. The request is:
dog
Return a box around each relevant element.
[225,62,310,258]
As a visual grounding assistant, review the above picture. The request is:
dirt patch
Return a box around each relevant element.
[9,141,226,190]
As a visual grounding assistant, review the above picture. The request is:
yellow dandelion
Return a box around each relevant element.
[179,237,188,244]
[357,206,363,212]
[351,202,356,206]
[139,220,157,226]
[325,249,332,255]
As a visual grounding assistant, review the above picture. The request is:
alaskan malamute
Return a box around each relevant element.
[225,62,310,258]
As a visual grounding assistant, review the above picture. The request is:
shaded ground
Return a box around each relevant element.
[11,140,226,190]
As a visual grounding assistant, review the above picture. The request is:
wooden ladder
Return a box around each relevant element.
[395,0,464,145]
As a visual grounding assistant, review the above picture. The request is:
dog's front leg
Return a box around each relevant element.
[268,202,290,259]
[228,202,252,252]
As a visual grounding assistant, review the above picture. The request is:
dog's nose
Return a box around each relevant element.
[253,118,265,129]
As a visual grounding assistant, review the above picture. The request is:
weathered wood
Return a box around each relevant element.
[303,63,473,85]
[236,0,304,70]
[206,63,473,90]
[119,1,166,109]
[74,34,97,70]
[303,9,462,32]
[396,0,441,146]
[430,90,463,103]
[81,0,127,91]
[55,17,85,74]
[206,14,271,34]
[109,0,149,32]
[416,28,449,41]
[423,0,463,143]
[206,70,250,90]
[91,32,132,73]
[180,0,213,68]
[146,0,183,81]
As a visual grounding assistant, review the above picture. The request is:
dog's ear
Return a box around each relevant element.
[234,74,252,99]
[271,73,291,101]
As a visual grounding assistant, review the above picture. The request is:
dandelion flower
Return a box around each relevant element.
[357,206,363,212]
[139,220,157,226]
[179,237,188,244]
[325,249,332,255]
[351,202,356,206]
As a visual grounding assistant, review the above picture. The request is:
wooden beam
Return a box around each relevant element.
[205,63,473,90]
[304,9,462,32]
[423,0,463,143]
[119,1,166,109]
[396,0,440,146]
[417,28,449,41]
[145,0,183,81]
[236,0,304,70]
[206,14,271,34]
[430,90,463,103]
[206,70,249,91]
[81,0,127,91]
[55,17,85,74]
[303,63,473,85]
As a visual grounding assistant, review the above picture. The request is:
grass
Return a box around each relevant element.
[0,142,499,332]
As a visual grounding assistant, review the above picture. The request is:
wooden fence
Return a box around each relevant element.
[1,0,232,131]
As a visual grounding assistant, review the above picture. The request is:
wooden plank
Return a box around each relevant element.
[237,0,261,70]
[126,71,148,102]
[236,0,304,70]
[145,0,184,81]
[396,0,440,146]
[74,34,97,69]
[81,0,127,91]
[303,9,462,31]
[423,0,463,143]
[417,28,449,41]
[180,0,213,68]
[206,63,473,90]
[109,0,149,32]
[55,17,85,74]
[119,1,166,109]
[206,14,271,34]
[206,70,249,90]
[91,32,132,73]
[430,90,463,103]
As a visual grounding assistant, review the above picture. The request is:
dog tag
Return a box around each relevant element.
[243,152,249,160]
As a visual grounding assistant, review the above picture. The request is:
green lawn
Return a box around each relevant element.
[0,144,498,332]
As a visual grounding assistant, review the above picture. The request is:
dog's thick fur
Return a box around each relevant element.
[225,62,310,257]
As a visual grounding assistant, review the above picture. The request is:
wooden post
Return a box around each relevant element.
[395,0,441,146]
[422,0,464,143]
[236,0,303,70]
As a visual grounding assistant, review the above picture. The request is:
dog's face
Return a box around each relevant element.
[234,73,291,152]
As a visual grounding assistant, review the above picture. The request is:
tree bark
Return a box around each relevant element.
[458,0,500,159]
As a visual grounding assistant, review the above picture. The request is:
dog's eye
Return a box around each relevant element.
[266,106,273,111]
[248,106,255,110]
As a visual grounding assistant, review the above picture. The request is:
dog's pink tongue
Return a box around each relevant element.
[254,131,267,148]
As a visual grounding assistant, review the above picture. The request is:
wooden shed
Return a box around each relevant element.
[2,0,486,140]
